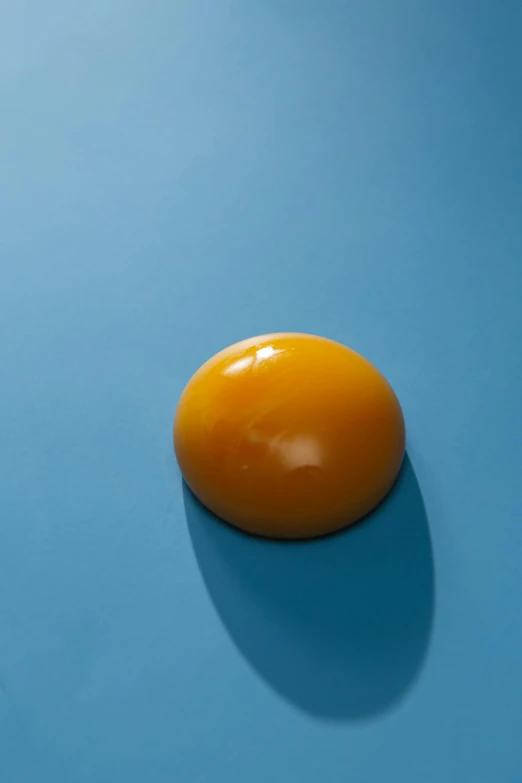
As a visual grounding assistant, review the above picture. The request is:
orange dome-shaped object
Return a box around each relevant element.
[174,333,405,539]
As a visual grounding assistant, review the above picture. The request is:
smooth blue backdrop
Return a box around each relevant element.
[1,1,521,781]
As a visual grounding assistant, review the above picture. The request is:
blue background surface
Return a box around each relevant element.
[2,1,522,780]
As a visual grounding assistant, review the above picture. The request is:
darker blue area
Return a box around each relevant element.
[185,455,435,718]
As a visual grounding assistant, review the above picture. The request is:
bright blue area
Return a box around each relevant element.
[1,1,521,781]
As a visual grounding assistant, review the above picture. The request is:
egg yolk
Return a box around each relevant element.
[174,333,405,539]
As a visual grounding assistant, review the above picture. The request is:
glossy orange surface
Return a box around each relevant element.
[174,333,405,539]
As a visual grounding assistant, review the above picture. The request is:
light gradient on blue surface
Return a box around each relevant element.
[1,1,521,781]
